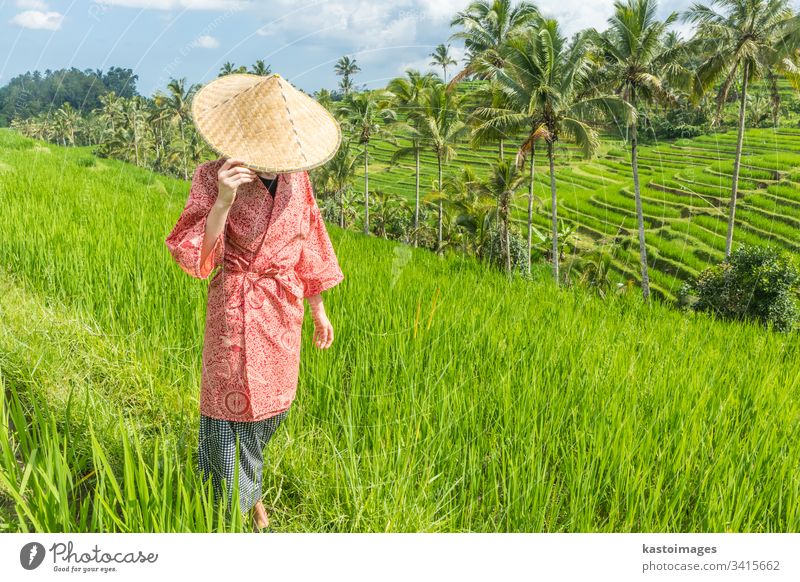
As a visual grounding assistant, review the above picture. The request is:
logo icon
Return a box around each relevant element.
[20,542,46,570]
[224,390,250,415]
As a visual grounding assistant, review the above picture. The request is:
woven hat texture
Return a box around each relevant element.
[191,73,342,173]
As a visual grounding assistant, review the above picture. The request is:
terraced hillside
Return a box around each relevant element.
[358,82,800,301]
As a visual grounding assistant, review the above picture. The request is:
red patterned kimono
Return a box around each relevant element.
[165,158,345,421]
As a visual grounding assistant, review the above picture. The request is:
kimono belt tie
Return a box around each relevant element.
[223,264,305,310]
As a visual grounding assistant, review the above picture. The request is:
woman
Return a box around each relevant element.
[164,73,344,531]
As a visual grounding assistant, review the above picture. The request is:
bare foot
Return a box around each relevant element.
[252,500,269,530]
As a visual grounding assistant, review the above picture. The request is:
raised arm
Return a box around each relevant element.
[201,159,256,265]
[164,158,256,279]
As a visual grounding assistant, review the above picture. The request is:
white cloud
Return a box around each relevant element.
[250,1,393,43]
[420,0,470,24]
[93,0,251,9]
[540,0,699,35]
[15,0,48,9]
[10,9,63,30]
[539,1,613,35]
[354,14,418,53]
[193,34,220,48]
[243,0,614,50]
[397,44,466,77]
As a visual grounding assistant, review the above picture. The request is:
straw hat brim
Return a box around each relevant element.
[191,73,342,173]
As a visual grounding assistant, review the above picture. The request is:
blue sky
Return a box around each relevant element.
[1,0,797,97]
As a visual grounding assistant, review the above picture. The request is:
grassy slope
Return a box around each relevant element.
[357,80,800,301]
[0,128,799,532]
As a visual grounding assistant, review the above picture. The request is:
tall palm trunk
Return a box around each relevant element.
[364,143,370,235]
[499,138,504,160]
[414,146,420,247]
[548,139,559,286]
[725,60,750,258]
[501,189,511,275]
[768,70,780,128]
[526,144,536,275]
[179,120,188,181]
[157,124,166,166]
[630,89,651,300]
[437,154,443,252]
[132,115,140,167]
[339,187,345,229]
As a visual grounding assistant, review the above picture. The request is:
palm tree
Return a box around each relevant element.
[386,70,438,245]
[430,44,458,82]
[415,80,470,251]
[148,91,174,170]
[185,124,207,167]
[99,96,144,166]
[443,165,497,257]
[55,102,80,146]
[336,90,396,235]
[314,87,336,110]
[338,76,354,98]
[491,20,632,285]
[447,0,540,89]
[335,56,361,97]
[219,62,237,76]
[313,138,360,228]
[370,190,411,238]
[251,60,271,76]
[683,0,800,258]
[163,78,198,180]
[591,0,688,300]
[475,158,527,274]
[745,88,773,126]
[82,112,105,147]
[466,76,550,274]
[465,78,512,160]
[122,96,148,166]
[20,114,51,142]
[98,91,123,137]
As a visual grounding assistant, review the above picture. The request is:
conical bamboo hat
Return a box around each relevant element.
[191,73,342,173]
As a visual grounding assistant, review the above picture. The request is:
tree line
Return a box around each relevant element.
[0,66,138,126]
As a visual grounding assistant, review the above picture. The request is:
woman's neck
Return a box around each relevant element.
[256,171,277,180]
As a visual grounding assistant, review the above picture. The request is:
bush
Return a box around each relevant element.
[678,244,800,332]
[641,104,710,142]
[318,196,340,224]
[373,206,412,242]
[786,96,800,116]
[479,223,530,275]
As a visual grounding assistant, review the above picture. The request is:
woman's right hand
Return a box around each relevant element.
[217,158,257,207]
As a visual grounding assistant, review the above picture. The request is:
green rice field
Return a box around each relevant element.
[0,127,799,533]
[363,81,800,300]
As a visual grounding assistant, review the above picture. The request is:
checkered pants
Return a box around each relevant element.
[197,406,290,516]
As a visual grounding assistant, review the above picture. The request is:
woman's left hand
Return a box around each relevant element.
[311,306,334,349]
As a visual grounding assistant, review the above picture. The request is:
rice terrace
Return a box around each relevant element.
[1,0,800,534]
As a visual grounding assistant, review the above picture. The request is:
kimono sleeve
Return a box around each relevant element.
[294,195,345,298]
[164,163,225,280]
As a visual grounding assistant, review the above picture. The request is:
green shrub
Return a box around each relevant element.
[678,244,800,332]
[480,223,530,274]
[642,104,710,141]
